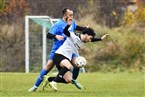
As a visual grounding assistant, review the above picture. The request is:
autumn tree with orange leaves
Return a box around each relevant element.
[0,0,29,23]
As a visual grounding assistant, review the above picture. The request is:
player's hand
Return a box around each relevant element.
[55,35,64,41]
[67,18,72,25]
[86,25,90,28]
[101,34,109,40]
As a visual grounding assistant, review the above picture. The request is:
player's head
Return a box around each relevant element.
[81,28,96,43]
[62,8,73,21]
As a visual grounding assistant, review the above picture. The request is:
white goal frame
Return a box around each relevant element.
[25,15,58,73]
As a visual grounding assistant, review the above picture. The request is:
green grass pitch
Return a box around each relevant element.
[0,72,144,97]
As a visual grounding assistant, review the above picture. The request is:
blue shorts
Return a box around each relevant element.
[48,50,55,60]
[48,51,78,61]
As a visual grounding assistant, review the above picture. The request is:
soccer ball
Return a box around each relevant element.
[75,56,87,67]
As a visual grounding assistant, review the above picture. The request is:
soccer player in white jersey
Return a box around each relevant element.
[46,19,109,91]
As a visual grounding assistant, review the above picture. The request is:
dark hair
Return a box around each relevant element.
[82,28,96,38]
[62,7,72,16]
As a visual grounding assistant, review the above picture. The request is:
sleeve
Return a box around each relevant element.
[48,24,60,39]
[49,25,58,35]
[76,25,86,31]
[63,25,71,37]
[91,38,102,42]
[46,33,56,39]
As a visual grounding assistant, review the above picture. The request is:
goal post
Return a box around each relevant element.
[24,15,86,73]
[25,15,58,73]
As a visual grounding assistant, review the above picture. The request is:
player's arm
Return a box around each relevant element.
[47,33,56,39]
[76,25,86,31]
[63,18,73,37]
[91,34,109,42]
[76,24,90,32]
[47,33,64,40]
[91,37,102,42]
[63,25,71,37]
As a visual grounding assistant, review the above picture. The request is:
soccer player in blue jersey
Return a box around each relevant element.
[28,8,89,92]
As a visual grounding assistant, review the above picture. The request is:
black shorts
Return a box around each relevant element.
[53,53,70,71]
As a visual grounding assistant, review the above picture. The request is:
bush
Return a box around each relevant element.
[122,2,145,26]
[77,16,145,72]
[0,23,25,72]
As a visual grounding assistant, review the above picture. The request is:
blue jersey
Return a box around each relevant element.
[49,19,77,60]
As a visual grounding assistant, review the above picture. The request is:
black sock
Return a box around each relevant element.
[72,68,80,80]
[48,77,55,82]
[57,77,67,83]
[54,67,69,83]
[48,77,67,83]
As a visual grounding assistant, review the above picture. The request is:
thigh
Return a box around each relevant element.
[60,59,72,69]
[44,60,54,70]
[53,54,69,71]
[71,57,78,68]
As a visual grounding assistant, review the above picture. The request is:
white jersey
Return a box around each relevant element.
[55,32,84,60]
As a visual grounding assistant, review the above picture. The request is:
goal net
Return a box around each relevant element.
[25,16,58,73]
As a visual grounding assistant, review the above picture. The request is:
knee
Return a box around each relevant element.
[63,71,72,84]
[65,78,72,84]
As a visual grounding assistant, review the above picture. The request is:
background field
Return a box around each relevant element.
[1,72,144,97]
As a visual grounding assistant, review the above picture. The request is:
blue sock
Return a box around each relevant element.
[34,69,48,87]
[72,68,80,80]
